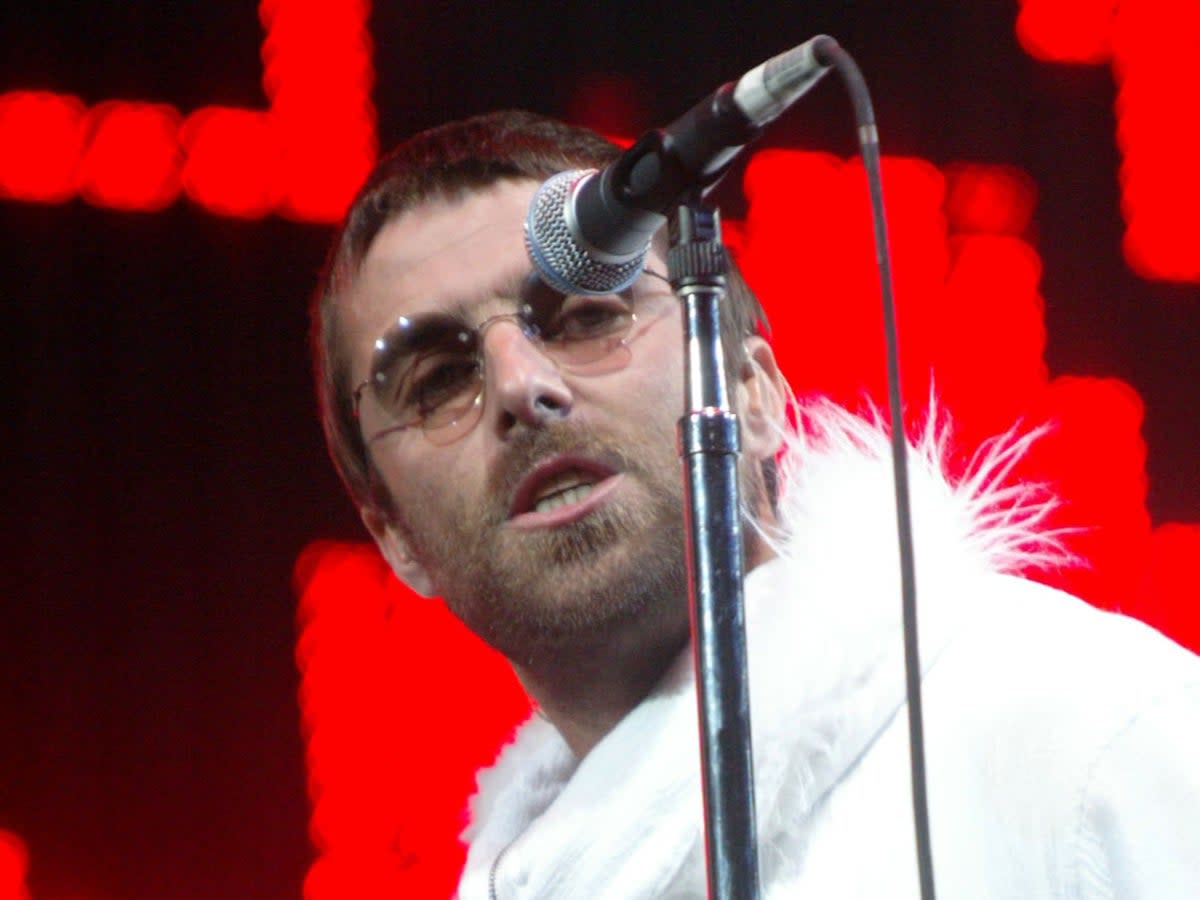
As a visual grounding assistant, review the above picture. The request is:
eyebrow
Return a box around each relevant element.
[368,267,546,380]
[436,267,537,321]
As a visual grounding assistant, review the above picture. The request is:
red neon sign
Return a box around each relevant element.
[0,0,375,222]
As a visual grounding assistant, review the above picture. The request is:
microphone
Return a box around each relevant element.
[525,35,837,295]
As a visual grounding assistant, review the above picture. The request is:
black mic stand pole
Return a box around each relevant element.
[670,196,761,900]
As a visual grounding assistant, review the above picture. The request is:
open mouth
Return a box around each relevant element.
[509,456,620,524]
[530,470,600,514]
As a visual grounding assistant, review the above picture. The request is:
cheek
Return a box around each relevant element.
[369,445,439,517]
[628,321,685,406]
[373,438,491,530]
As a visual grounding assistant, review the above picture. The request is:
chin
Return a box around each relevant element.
[453,533,686,661]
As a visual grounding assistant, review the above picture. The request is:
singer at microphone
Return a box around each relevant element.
[308,97,1200,897]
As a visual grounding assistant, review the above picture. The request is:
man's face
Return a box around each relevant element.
[340,178,692,664]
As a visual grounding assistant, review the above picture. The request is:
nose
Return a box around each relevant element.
[481,319,573,432]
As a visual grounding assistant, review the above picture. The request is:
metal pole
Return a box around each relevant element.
[670,199,760,900]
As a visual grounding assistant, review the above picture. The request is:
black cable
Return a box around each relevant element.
[814,36,937,900]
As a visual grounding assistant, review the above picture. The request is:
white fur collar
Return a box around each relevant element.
[457,402,1061,899]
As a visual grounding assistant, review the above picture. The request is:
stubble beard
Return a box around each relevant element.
[398,422,690,664]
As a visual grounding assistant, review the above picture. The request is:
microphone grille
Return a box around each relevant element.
[525,169,646,296]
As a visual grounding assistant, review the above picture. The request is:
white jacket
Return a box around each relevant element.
[457,406,1200,899]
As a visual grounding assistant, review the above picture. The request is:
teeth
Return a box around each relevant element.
[533,482,595,514]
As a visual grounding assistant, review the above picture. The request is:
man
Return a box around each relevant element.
[312,110,1200,897]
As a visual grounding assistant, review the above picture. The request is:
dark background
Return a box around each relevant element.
[2,3,1196,898]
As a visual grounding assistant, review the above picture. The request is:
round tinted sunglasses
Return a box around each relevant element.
[353,274,674,445]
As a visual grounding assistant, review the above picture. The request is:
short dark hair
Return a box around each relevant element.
[310,109,767,511]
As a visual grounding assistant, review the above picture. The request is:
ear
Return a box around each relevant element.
[360,504,437,597]
[735,335,788,463]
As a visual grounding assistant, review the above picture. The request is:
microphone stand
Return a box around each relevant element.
[670,197,761,900]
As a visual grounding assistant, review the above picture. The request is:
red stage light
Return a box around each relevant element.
[180,107,280,219]
[274,120,376,223]
[1015,376,1152,611]
[0,830,30,900]
[1135,523,1200,652]
[943,163,1038,237]
[77,101,182,212]
[1114,1,1200,281]
[0,91,86,203]
[1017,0,1200,282]
[294,541,531,900]
[936,233,1048,446]
[1015,0,1116,63]
[259,0,376,222]
[0,0,375,220]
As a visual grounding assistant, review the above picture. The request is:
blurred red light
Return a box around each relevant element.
[259,0,376,221]
[1017,0,1200,282]
[0,0,375,220]
[936,234,1048,444]
[77,101,182,211]
[275,111,376,222]
[294,541,530,899]
[0,829,30,900]
[943,163,1038,237]
[181,107,280,218]
[1015,0,1116,63]
[1134,524,1200,653]
[1014,376,1152,611]
[0,91,86,202]
[1112,1,1200,281]
[741,151,955,413]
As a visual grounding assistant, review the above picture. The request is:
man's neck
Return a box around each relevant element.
[514,620,689,759]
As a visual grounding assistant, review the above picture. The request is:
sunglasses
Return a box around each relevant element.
[353,272,674,445]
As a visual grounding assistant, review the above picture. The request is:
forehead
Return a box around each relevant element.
[339,178,539,372]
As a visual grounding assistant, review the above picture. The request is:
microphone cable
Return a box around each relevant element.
[813,36,937,900]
